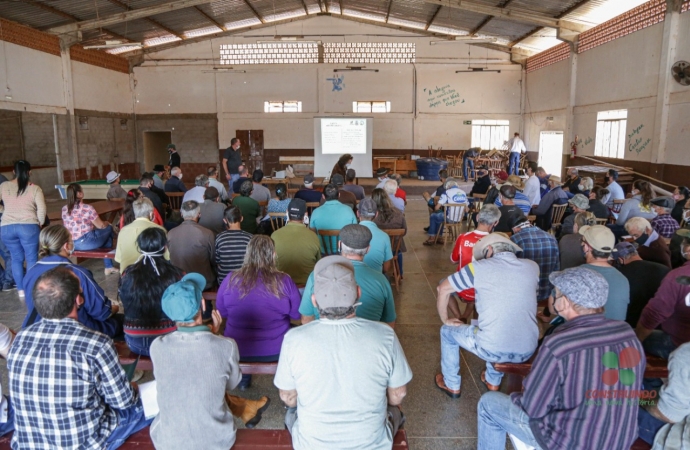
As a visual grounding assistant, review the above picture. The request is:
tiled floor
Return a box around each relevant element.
[0,192,516,449]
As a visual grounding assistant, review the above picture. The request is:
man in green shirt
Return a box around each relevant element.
[231,180,260,234]
[299,224,396,326]
[272,199,321,287]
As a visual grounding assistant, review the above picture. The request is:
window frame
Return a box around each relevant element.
[594,109,627,159]
[470,119,510,150]
[264,100,303,113]
[352,101,391,113]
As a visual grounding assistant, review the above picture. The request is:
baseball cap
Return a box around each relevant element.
[473,233,522,260]
[304,174,315,185]
[357,198,377,217]
[313,256,359,309]
[332,174,345,186]
[496,171,509,182]
[549,267,608,309]
[161,273,206,322]
[106,171,120,184]
[167,144,176,150]
[612,241,638,259]
[651,197,675,209]
[340,224,372,250]
[153,164,165,172]
[376,167,389,177]
[568,194,590,210]
[579,225,615,253]
[288,198,307,219]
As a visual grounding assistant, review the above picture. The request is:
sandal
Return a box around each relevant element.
[423,239,436,246]
[436,238,445,245]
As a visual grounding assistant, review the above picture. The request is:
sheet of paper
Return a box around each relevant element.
[138,380,159,419]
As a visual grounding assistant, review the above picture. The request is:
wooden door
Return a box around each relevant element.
[235,130,264,174]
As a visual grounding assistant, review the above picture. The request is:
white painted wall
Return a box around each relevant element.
[72,62,133,113]
[0,42,64,109]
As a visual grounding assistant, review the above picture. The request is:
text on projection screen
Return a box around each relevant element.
[321,118,367,154]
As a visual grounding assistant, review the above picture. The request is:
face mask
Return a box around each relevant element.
[684,211,690,222]
[635,233,648,245]
[578,184,584,191]
[673,194,682,201]
[178,174,183,181]
[631,189,639,196]
[346,164,351,169]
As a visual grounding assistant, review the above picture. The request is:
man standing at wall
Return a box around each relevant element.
[168,144,180,169]
[506,132,526,176]
[223,138,243,194]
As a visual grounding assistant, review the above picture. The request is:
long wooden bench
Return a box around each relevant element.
[493,353,670,394]
[0,428,411,449]
[72,248,116,260]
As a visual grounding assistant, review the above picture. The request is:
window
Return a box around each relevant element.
[470,120,509,150]
[353,101,390,113]
[323,42,415,64]
[595,109,627,159]
[220,43,318,65]
[264,101,302,113]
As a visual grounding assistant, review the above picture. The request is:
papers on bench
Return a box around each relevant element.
[139,380,159,419]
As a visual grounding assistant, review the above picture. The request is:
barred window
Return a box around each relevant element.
[264,101,302,113]
[595,110,627,159]
[219,43,318,65]
[323,42,414,64]
[353,101,390,113]
[471,120,509,150]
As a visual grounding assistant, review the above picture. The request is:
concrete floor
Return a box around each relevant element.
[0,192,516,449]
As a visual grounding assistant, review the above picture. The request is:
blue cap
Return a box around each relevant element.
[161,273,206,322]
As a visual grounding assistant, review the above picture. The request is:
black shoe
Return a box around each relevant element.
[245,397,271,429]
[2,283,16,292]
[423,227,429,232]
[238,375,252,391]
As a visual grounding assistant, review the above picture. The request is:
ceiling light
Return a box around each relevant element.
[430,37,498,45]
[201,68,246,73]
[83,40,142,50]
[334,66,378,73]
[456,68,501,73]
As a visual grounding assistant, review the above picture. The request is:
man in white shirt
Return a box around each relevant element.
[523,161,541,209]
[424,180,468,246]
[183,174,208,204]
[275,256,412,450]
[207,166,229,202]
[602,169,625,208]
[507,132,527,176]
[375,168,390,189]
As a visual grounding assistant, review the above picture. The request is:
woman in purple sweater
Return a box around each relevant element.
[217,235,301,389]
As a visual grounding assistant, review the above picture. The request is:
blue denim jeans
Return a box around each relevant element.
[125,334,158,357]
[0,396,14,437]
[508,152,521,175]
[0,226,14,285]
[643,330,677,360]
[229,174,240,194]
[477,391,542,450]
[637,406,666,445]
[463,157,474,181]
[1,223,40,291]
[440,324,533,390]
[74,226,114,268]
[428,211,445,237]
[105,399,153,450]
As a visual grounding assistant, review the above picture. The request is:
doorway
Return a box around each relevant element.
[538,131,564,177]
[143,131,172,172]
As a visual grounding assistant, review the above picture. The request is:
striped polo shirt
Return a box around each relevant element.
[214,229,252,284]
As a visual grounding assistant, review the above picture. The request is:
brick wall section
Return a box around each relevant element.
[75,115,135,179]
[0,111,23,166]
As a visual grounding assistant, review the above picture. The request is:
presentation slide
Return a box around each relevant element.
[314,117,373,178]
[321,118,368,155]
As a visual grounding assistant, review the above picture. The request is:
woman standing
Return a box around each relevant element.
[372,188,407,278]
[216,235,300,389]
[331,153,353,179]
[119,227,184,356]
[0,160,46,299]
[21,225,121,337]
[62,184,117,275]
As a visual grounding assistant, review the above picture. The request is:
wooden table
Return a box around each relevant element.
[374,158,418,176]
[48,200,125,225]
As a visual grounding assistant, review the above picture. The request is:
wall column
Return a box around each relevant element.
[562,42,578,174]
[59,35,80,180]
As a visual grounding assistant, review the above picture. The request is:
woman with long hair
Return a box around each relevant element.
[671,186,690,224]
[616,179,656,226]
[0,160,46,299]
[21,224,121,337]
[267,183,290,214]
[61,183,117,275]
[331,153,353,179]
[119,227,184,356]
[120,188,164,228]
[216,235,300,389]
[589,185,610,219]
[371,188,407,277]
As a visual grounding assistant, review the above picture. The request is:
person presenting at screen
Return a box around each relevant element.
[331,154,353,180]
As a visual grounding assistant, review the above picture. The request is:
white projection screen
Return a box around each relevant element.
[314,117,373,178]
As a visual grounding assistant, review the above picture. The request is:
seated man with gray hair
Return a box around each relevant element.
[299,224,395,326]
[384,179,405,213]
[435,234,538,398]
[115,197,170,273]
[477,267,645,450]
[165,166,187,193]
[625,216,672,268]
[275,255,412,450]
[423,179,468,246]
[183,174,209,204]
[168,201,216,292]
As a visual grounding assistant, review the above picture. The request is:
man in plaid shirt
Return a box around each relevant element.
[7,267,151,450]
[510,216,560,302]
[651,197,680,239]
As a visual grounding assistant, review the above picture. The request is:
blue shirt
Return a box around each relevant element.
[21,255,119,337]
[511,226,560,301]
[310,200,358,252]
[299,260,396,323]
[359,221,393,272]
[495,190,532,214]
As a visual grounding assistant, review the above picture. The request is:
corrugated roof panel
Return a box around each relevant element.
[148,8,213,33]
[388,0,439,26]
[427,24,468,35]
[249,0,307,17]
[341,9,387,22]
[431,8,488,33]
[264,9,309,21]
[49,0,125,21]
[562,0,649,25]
[479,17,535,40]
[0,3,69,29]
[511,0,577,16]
[341,0,389,17]
[198,0,259,26]
[105,18,171,42]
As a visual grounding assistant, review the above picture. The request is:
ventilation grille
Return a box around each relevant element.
[525,43,570,73]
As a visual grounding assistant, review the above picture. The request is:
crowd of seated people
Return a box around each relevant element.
[1,155,690,450]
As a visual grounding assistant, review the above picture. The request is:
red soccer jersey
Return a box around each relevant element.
[450,230,489,301]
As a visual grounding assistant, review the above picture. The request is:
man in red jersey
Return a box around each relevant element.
[448,204,501,319]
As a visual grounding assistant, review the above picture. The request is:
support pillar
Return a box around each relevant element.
[563,41,578,176]
[59,34,80,181]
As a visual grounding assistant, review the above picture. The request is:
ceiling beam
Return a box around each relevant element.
[510,0,593,46]
[193,6,227,31]
[468,0,514,35]
[337,14,450,37]
[425,5,442,30]
[421,0,589,33]
[242,0,266,23]
[297,0,310,15]
[47,0,215,35]
[385,0,393,23]
[104,0,185,39]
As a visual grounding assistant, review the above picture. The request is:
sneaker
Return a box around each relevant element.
[104,268,119,276]
[18,290,25,300]
[2,282,16,292]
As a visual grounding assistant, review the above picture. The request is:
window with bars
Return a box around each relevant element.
[219,43,319,65]
[352,101,390,113]
[264,101,302,113]
[323,42,415,64]
[595,110,627,159]
[471,120,509,150]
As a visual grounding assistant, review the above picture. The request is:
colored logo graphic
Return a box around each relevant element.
[601,348,641,386]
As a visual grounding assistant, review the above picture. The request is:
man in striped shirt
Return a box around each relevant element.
[477,267,645,450]
[215,206,252,285]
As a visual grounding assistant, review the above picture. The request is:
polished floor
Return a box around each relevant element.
[0,194,516,449]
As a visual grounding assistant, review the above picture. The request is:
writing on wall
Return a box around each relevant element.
[326,75,344,92]
[425,85,464,108]
[627,124,650,154]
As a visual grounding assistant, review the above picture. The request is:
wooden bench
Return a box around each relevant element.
[493,354,670,394]
[0,429,411,449]
[115,341,279,375]
[72,248,116,260]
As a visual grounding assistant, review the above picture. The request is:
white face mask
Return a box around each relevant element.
[346,164,351,169]
[683,210,690,222]
[578,184,585,191]
[178,174,183,181]
[631,189,639,196]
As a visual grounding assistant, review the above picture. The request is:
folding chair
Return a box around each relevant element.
[383,229,405,291]
[268,213,287,232]
[317,229,340,256]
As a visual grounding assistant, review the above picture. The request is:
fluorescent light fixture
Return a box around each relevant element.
[201,68,247,73]
[83,40,142,50]
[255,37,321,44]
[334,66,378,73]
[430,37,498,45]
[456,68,501,73]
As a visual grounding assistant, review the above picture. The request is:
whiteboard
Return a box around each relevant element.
[314,117,373,178]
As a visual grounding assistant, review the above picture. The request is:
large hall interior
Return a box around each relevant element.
[1,0,690,448]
